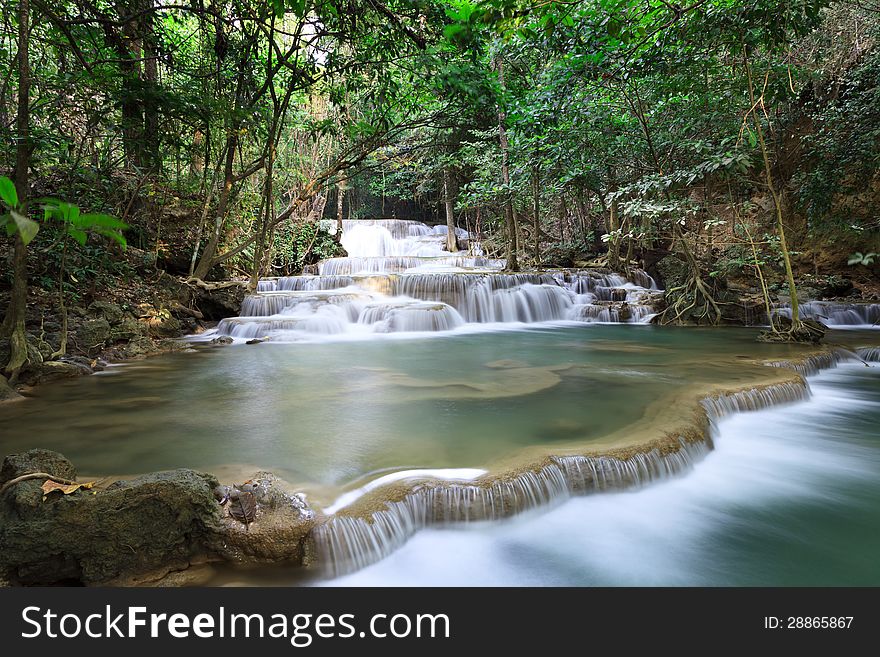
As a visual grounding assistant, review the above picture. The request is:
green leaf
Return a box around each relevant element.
[0,176,19,208]
[68,227,88,246]
[80,213,129,230]
[11,210,39,245]
[443,24,466,41]
[95,228,128,248]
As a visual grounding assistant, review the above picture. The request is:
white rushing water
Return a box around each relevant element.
[209,219,660,342]
[321,362,880,586]
[772,300,880,328]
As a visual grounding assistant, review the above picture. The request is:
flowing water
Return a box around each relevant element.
[1,217,878,585]
[205,219,660,342]
[320,361,880,586]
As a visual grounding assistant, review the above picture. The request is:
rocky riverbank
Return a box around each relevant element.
[0,449,315,586]
[0,269,247,400]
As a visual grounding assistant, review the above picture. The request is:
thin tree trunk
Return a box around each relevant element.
[336,179,345,240]
[559,195,567,242]
[189,148,226,277]
[2,0,31,380]
[496,57,518,271]
[192,134,237,279]
[532,162,540,263]
[443,168,457,252]
[119,0,144,169]
[143,2,159,171]
[51,237,69,358]
[744,53,801,330]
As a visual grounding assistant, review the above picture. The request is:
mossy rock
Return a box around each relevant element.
[88,301,126,325]
[75,318,111,351]
[0,449,222,585]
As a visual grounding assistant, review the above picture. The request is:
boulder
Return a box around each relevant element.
[0,451,222,585]
[27,333,55,361]
[121,335,157,359]
[0,451,318,585]
[88,301,126,325]
[0,449,77,486]
[28,359,91,384]
[0,376,21,401]
[75,318,111,351]
[147,314,182,338]
[110,316,149,341]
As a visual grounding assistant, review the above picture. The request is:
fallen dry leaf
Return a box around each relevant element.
[41,479,95,500]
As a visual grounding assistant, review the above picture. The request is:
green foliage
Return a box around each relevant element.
[270,222,341,274]
[41,200,128,249]
[0,175,39,245]
[848,252,877,266]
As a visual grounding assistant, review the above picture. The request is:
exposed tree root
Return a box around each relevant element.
[660,273,722,325]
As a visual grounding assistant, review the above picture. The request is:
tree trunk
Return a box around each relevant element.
[443,168,457,252]
[496,57,518,271]
[191,133,237,280]
[744,55,801,331]
[2,0,30,381]
[559,195,567,242]
[119,1,144,169]
[250,140,274,292]
[142,2,159,171]
[190,130,205,177]
[532,163,540,263]
[336,179,345,240]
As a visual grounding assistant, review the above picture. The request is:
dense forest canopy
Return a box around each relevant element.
[2,0,880,378]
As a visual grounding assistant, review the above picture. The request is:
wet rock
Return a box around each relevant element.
[66,355,103,371]
[216,472,315,566]
[0,459,221,585]
[1,449,77,487]
[121,335,157,359]
[245,336,269,344]
[88,301,125,325]
[0,377,22,401]
[29,359,91,384]
[147,312,182,338]
[75,318,111,351]
[210,336,234,345]
[0,451,318,585]
[111,316,149,341]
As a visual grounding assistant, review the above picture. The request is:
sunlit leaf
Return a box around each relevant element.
[11,210,39,245]
[0,176,18,208]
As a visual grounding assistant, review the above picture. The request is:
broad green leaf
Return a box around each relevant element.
[68,227,88,246]
[444,24,466,41]
[11,210,39,245]
[96,228,128,248]
[0,176,18,208]
[80,213,129,230]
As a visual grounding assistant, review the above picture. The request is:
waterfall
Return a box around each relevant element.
[310,373,818,577]
[311,438,710,577]
[768,300,880,328]
[206,218,662,342]
[857,347,880,362]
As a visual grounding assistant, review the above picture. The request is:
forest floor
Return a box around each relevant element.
[0,245,246,397]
